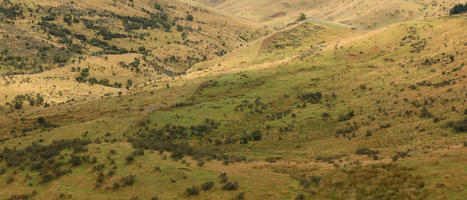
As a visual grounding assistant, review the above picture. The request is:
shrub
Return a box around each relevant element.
[294,193,306,200]
[235,192,245,200]
[185,185,200,196]
[197,160,205,167]
[322,112,331,118]
[356,148,380,156]
[125,155,135,163]
[121,175,136,186]
[37,117,46,125]
[298,92,322,104]
[297,13,306,21]
[70,154,83,166]
[6,176,14,184]
[133,149,144,156]
[338,111,355,122]
[219,172,228,183]
[451,118,467,132]
[222,182,239,190]
[419,107,434,118]
[250,130,262,141]
[201,181,214,191]
[450,3,467,15]
[112,182,120,190]
[186,14,194,21]
[97,172,104,184]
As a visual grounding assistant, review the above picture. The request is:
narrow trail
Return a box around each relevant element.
[305,18,372,30]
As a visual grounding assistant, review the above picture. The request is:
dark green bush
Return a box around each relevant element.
[356,148,380,156]
[185,185,200,196]
[121,175,136,186]
[450,3,467,15]
[452,118,467,132]
[201,181,214,191]
[298,92,322,104]
[338,111,355,122]
[222,182,239,190]
[250,130,262,141]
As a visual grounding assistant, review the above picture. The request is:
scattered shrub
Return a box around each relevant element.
[201,181,214,191]
[450,3,467,15]
[356,148,380,156]
[222,182,239,190]
[419,107,434,118]
[294,193,306,200]
[121,175,136,186]
[338,111,355,122]
[235,192,245,200]
[451,118,467,132]
[185,185,200,196]
[298,92,322,104]
[250,130,262,141]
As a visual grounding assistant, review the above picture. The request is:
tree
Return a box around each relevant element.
[294,194,306,200]
[37,117,46,125]
[450,3,467,15]
[185,185,199,196]
[297,13,306,21]
[186,14,194,21]
[222,182,239,190]
[251,130,262,141]
[201,181,214,191]
[126,79,133,89]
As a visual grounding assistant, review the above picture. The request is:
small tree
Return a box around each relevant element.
[450,3,467,15]
[186,14,194,21]
[294,193,306,200]
[185,185,200,196]
[201,181,214,191]
[222,182,239,190]
[126,79,133,89]
[251,130,262,141]
[297,13,306,21]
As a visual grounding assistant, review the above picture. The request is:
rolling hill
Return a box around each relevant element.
[0,0,466,199]
[189,0,466,28]
[0,0,267,109]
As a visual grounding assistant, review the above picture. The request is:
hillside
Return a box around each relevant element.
[0,0,466,200]
[0,0,267,110]
[190,0,466,28]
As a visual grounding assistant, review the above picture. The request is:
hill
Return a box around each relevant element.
[0,0,267,109]
[190,0,466,29]
[0,11,465,199]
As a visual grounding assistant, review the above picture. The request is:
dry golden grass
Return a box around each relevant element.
[189,0,465,28]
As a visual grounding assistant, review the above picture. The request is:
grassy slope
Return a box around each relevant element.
[0,0,266,110]
[0,15,465,199]
[189,0,465,28]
